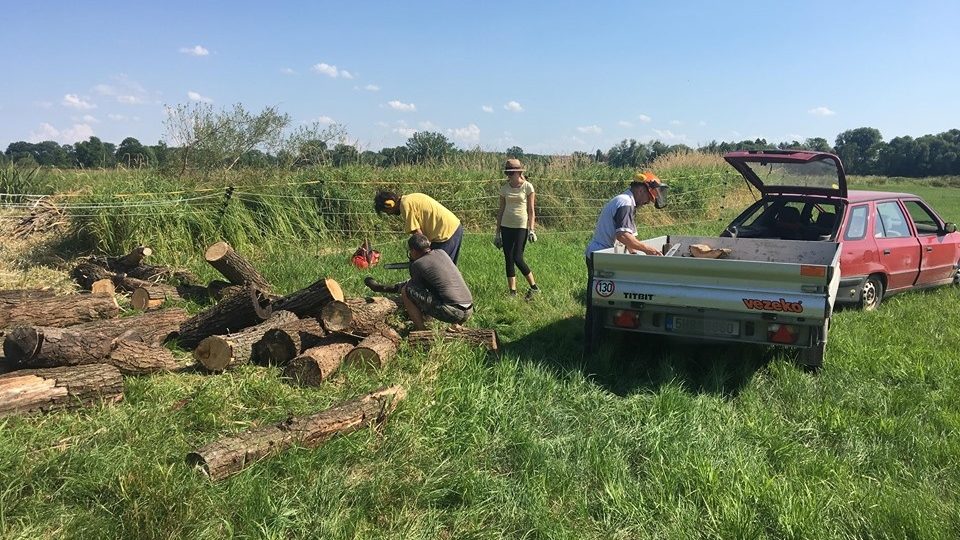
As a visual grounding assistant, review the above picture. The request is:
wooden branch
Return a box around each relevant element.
[177,285,272,349]
[204,241,271,291]
[270,278,344,318]
[282,340,356,386]
[115,246,153,269]
[343,328,400,370]
[0,293,119,329]
[107,340,178,375]
[0,364,124,417]
[193,311,299,371]
[186,385,406,481]
[407,327,499,354]
[251,318,327,366]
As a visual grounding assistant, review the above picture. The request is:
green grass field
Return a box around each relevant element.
[1,172,959,539]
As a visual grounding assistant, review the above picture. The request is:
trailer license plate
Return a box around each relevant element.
[666,315,740,337]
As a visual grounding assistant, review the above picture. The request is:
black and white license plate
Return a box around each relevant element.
[665,315,740,337]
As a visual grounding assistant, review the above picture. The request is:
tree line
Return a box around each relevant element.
[3,103,958,178]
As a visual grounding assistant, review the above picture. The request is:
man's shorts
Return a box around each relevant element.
[405,282,472,324]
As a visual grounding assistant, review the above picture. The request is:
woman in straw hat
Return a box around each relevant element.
[495,158,540,299]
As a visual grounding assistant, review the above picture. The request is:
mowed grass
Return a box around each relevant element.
[1,180,959,539]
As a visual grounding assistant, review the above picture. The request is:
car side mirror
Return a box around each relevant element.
[944,222,957,234]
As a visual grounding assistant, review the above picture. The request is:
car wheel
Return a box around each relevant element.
[859,275,884,311]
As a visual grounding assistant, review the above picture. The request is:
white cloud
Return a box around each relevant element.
[618,120,633,127]
[652,129,688,142]
[108,113,128,121]
[482,105,494,113]
[311,62,341,78]
[93,76,154,105]
[280,67,296,75]
[394,127,416,138]
[187,90,213,103]
[449,123,480,143]
[419,121,439,130]
[29,122,95,144]
[808,106,835,116]
[503,100,523,112]
[311,115,335,125]
[577,125,602,135]
[179,45,209,56]
[387,100,416,112]
[81,114,99,123]
[340,70,354,80]
[62,94,96,110]
[670,120,681,126]
[698,120,707,126]
[364,84,380,91]
[375,121,389,128]
[637,114,652,123]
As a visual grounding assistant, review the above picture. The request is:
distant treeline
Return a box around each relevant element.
[4,125,959,178]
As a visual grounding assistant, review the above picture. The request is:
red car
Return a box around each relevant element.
[722,150,960,309]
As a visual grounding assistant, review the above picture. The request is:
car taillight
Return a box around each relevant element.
[767,323,798,344]
[613,310,640,329]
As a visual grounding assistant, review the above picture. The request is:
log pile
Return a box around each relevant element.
[0,363,124,417]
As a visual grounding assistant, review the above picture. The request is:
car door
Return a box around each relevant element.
[902,199,957,285]
[839,203,877,278]
[873,200,921,291]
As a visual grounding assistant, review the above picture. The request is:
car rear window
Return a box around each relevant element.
[844,205,868,240]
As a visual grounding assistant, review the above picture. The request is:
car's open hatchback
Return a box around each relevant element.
[723,150,847,198]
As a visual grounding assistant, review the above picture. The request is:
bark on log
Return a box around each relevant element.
[107,340,178,375]
[186,385,406,481]
[204,241,272,291]
[343,328,400,370]
[343,297,400,335]
[0,289,57,301]
[0,293,119,329]
[177,285,272,350]
[0,363,124,417]
[251,318,327,366]
[72,261,155,293]
[282,340,356,386]
[194,311,299,371]
[318,301,352,332]
[115,246,152,269]
[4,309,188,372]
[407,327,499,354]
[270,278,344,318]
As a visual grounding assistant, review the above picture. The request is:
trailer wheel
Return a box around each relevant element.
[859,275,884,311]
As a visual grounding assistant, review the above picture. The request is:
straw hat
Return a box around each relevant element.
[503,158,525,173]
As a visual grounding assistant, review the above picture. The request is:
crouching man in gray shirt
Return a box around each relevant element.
[388,233,473,330]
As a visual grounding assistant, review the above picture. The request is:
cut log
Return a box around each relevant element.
[131,285,182,310]
[282,340,356,386]
[204,241,272,291]
[177,285,272,350]
[193,311,299,371]
[90,279,116,295]
[270,278,344,318]
[207,280,235,301]
[407,327,499,354]
[319,300,352,332]
[0,363,124,417]
[72,261,154,293]
[4,325,114,368]
[107,340,178,375]
[187,385,406,481]
[72,307,189,346]
[115,246,152,268]
[0,289,57,301]
[343,328,400,370]
[251,318,327,366]
[344,297,400,335]
[1,293,119,329]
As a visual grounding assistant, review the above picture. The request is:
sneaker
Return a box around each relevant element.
[525,287,541,301]
[509,289,518,297]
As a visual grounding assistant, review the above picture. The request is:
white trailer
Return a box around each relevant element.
[588,235,841,367]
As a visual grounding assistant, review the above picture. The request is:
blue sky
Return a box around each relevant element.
[2,0,959,154]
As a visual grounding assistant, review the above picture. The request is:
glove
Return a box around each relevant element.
[493,232,503,249]
[527,230,538,243]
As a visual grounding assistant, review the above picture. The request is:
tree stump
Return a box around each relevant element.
[177,285,272,349]
[1,293,119,329]
[193,311,299,371]
[282,340,356,386]
[270,278,344,318]
[251,318,327,366]
[204,241,272,291]
[0,363,124,417]
[186,385,406,481]
[407,327,499,354]
[343,328,400,370]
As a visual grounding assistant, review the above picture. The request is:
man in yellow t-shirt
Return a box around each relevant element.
[375,190,464,264]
